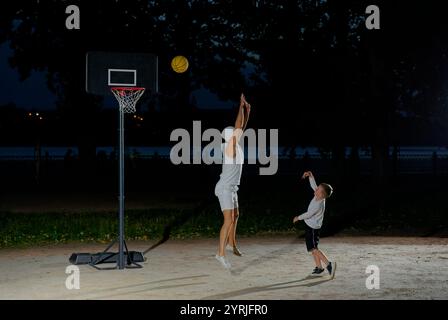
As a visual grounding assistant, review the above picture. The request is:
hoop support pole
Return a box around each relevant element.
[118,105,125,269]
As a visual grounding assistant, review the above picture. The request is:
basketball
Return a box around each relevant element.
[171,55,189,73]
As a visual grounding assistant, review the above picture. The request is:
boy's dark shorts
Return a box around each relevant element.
[304,224,320,252]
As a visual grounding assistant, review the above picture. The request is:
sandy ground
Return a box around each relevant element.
[0,236,447,300]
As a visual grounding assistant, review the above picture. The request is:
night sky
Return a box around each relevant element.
[0,42,55,109]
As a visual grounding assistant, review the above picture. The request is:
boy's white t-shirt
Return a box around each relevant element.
[298,177,326,229]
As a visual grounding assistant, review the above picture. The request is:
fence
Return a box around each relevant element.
[1,146,448,178]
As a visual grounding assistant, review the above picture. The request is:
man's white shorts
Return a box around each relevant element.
[215,185,239,211]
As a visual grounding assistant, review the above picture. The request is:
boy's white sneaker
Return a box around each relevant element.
[215,254,231,269]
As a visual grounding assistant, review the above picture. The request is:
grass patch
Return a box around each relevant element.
[0,206,298,248]
[2,179,448,248]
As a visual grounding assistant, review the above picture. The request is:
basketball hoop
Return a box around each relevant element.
[72,52,157,270]
[111,87,145,113]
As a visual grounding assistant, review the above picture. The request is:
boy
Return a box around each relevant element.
[293,171,336,277]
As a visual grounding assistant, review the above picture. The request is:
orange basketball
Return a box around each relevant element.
[171,56,189,73]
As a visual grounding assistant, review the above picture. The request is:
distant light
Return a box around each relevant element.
[28,112,32,117]
[39,117,43,120]
[36,112,40,116]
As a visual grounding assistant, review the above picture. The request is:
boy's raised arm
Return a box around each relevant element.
[309,175,318,191]
[302,171,318,191]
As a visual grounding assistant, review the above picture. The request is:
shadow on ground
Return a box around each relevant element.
[62,274,211,300]
[143,201,212,255]
[201,275,334,299]
[229,239,300,276]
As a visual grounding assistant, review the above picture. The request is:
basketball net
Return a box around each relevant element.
[111,87,145,113]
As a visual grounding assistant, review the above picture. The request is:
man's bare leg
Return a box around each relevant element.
[218,210,233,257]
[227,208,242,256]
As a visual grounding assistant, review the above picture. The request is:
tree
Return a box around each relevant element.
[0,0,253,163]
[2,0,447,170]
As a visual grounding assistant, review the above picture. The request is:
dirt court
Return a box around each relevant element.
[0,236,447,300]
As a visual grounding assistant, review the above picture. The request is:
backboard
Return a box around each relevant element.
[86,51,158,96]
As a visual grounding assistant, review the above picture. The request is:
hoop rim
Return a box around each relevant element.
[110,87,145,91]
